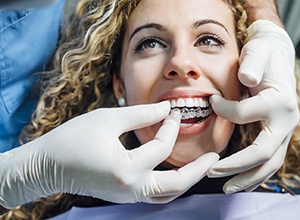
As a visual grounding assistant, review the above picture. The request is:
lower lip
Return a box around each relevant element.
[178,114,214,136]
[152,113,214,137]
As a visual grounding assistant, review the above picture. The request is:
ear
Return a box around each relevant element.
[113,74,125,100]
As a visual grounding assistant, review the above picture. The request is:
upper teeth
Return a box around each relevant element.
[169,98,212,120]
[170,98,210,108]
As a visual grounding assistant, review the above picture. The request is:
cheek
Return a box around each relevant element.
[122,58,164,105]
[122,66,153,105]
[212,118,235,154]
[211,56,241,100]
[134,127,156,145]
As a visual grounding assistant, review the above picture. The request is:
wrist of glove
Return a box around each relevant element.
[0,142,56,209]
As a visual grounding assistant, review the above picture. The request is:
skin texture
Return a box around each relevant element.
[114,0,243,167]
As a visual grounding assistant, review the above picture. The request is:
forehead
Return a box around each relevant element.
[127,0,235,33]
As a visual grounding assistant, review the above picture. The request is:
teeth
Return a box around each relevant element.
[185,98,194,107]
[169,98,212,120]
[169,97,210,109]
[177,98,185,107]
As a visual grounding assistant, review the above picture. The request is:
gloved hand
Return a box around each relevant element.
[207,20,299,193]
[0,102,219,208]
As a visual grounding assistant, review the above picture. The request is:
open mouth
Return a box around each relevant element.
[169,97,212,124]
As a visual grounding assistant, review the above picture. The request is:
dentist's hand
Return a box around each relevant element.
[208,20,299,193]
[0,102,219,208]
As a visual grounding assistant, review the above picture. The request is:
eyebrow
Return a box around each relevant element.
[129,19,228,42]
[193,19,229,33]
[129,23,167,41]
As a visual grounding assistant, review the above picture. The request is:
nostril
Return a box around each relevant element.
[166,70,200,79]
[169,71,177,76]
[188,71,197,76]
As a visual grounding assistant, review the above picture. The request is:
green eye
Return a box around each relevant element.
[199,37,219,46]
[135,37,165,52]
[143,40,161,49]
[197,34,225,47]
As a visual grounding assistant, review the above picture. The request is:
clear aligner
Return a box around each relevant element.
[180,107,212,120]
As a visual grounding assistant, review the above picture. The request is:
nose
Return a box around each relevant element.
[163,47,201,80]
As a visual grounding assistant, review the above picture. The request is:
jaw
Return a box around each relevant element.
[165,115,235,167]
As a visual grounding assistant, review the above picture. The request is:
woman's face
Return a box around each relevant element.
[114,0,242,167]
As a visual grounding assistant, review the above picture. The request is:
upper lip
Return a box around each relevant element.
[155,89,211,103]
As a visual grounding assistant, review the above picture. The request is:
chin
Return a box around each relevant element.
[165,157,192,168]
[165,138,229,168]
[164,149,206,168]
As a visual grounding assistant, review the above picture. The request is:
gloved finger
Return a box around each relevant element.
[223,165,276,194]
[144,195,179,204]
[142,190,183,204]
[244,182,264,193]
[151,153,219,197]
[238,39,270,87]
[222,158,280,194]
[209,89,277,124]
[111,101,171,135]
[216,137,288,194]
[130,109,181,168]
[141,153,219,204]
[207,128,289,177]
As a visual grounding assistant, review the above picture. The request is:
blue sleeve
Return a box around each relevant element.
[0,0,66,152]
[0,0,57,9]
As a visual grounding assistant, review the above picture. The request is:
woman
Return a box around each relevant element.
[4,0,300,219]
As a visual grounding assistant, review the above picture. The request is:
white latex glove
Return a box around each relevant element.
[207,20,299,193]
[0,102,219,209]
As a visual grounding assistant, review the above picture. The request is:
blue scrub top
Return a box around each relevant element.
[0,0,65,152]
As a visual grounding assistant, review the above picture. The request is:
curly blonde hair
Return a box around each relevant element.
[2,0,299,219]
